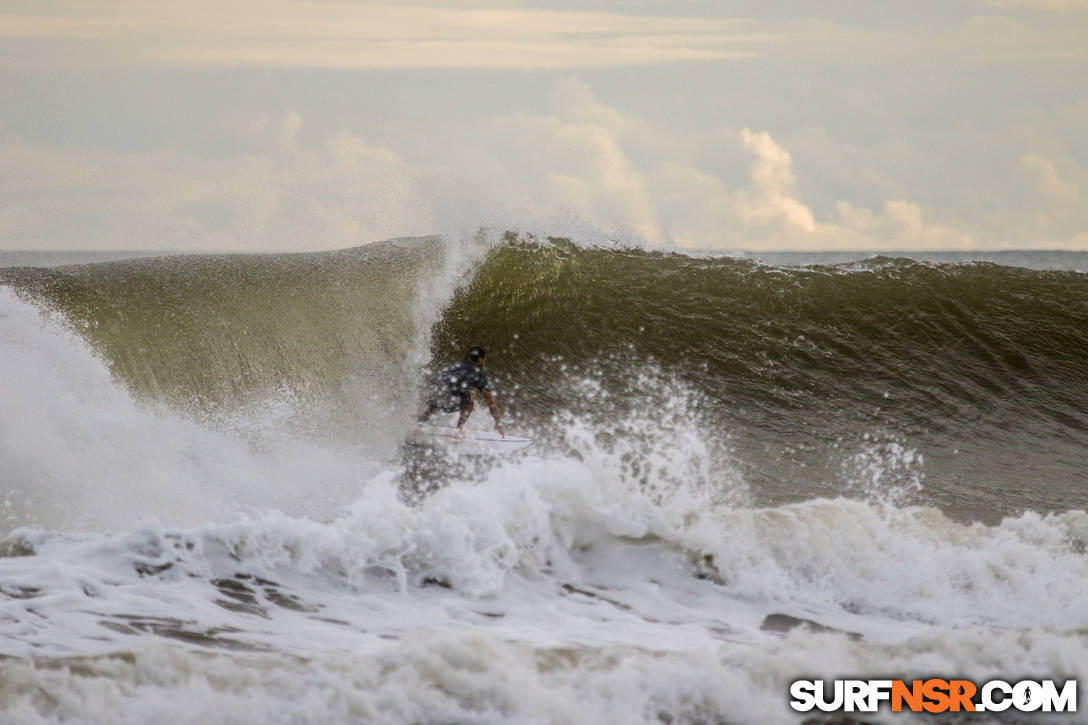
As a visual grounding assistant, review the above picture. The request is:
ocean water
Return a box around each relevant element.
[1,236,1086,724]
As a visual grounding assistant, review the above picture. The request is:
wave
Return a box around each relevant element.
[0,238,468,439]
[434,238,1088,434]
[2,628,1082,725]
[434,237,1088,519]
[3,234,1088,525]
[4,431,1087,639]
[6,236,1088,441]
[3,235,1088,724]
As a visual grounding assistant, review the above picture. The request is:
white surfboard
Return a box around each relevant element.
[415,424,533,456]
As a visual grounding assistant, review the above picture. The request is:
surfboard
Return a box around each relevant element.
[415,424,533,456]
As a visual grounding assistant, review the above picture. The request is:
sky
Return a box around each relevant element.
[0,0,1086,252]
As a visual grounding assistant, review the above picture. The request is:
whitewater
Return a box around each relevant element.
[1,236,1087,724]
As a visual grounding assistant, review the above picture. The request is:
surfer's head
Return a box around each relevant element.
[466,346,487,365]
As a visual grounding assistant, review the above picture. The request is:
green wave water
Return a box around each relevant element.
[4,235,1087,520]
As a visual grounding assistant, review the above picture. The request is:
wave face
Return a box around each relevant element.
[0,238,453,434]
[2,236,1087,724]
[0,237,486,531]
[433,239,1088,520]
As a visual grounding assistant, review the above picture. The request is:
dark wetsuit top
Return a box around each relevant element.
[429,359,491,413]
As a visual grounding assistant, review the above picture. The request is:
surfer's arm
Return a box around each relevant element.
[481,389,503,437]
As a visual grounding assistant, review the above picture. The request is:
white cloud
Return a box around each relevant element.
[420,81,1009,250]
[830,201,976,250]
[435,79,662,242]
[0,117,431,251]
[734,129,816,235]
[646,163,733,249]
[1,79,1084,252]
[1021,154,1081,209]
[1014,153,1088,243]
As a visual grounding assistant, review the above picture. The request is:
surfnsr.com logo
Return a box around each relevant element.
[790,679,1077,714]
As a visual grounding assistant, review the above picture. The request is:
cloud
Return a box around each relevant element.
[734,129,816,234]
[407,80,990,250]
[829,201,975,250]
[1,79,1083,252]
[438,82,995,250]
[1015,153,1088,243]
[1021,154,1081,209]
[430,79,662,242]
[0,1,760,70]
[0,116,431,251]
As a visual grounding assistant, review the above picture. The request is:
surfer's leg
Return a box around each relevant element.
[418,400,439,422]
[455,394,474,429]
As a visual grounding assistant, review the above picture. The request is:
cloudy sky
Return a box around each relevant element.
[1,0,1086,251]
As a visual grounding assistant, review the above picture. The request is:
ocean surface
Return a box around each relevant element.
[1,236,1086,724]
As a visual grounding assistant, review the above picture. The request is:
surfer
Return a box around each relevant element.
[419,346,504,436]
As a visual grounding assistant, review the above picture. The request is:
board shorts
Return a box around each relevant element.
[427,360,489,413]
[429,389,472,414]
